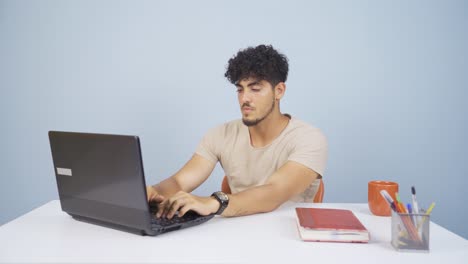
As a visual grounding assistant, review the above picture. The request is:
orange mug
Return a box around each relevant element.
[368,180,398,216]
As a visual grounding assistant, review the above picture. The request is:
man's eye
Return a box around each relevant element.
[252,89,261,92]
[236,89,243,93]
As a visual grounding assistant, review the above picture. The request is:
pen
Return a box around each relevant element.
[406,203,412,214]
[411,186,420,214]
[379,190,397,212]
[407,203,416,224]
[392,192,421,242]
[398,204,415,236]
[426,202,435,215]
[395,192,407,213]
[416,202,435,230]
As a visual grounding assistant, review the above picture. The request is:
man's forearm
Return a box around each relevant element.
[222,184,287,217]
[152,177,183,199]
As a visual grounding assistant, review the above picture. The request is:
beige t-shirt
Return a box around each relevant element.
[195,117,328,202]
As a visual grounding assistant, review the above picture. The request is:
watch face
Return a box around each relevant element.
[215,191,228,202]
[219,192,228,202]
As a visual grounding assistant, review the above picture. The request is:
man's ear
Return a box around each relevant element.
[274,82,286,100]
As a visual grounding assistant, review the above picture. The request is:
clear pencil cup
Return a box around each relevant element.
[391,211,430,252]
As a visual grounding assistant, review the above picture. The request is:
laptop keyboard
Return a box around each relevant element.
[148,203,216,234]
[151,211,201,227]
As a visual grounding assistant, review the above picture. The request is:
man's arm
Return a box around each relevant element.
[222,161,319,217]
[158,160,319,218]
[147,154,216,201]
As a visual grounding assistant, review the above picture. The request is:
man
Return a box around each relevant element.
[147,44,327,219]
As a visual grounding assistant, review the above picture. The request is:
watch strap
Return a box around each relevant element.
[211,191,229,215]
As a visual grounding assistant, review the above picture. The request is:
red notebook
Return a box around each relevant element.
[295,208,370,243]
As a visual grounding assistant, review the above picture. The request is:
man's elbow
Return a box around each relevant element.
[259,185,294,213]
[259,197,287,213]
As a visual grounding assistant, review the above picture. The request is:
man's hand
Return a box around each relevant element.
[156,191,220,219]
[146,185,165,203]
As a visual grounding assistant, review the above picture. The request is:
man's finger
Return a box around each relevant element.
[146,186,158,202]
[162,198,175,218]
[178,204,192,218]
[153,194,165,203]
[156,200,168,218]
[167,198,185,219]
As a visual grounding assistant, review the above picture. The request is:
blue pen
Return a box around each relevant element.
[407,203,418,225]
[406,203,413,213]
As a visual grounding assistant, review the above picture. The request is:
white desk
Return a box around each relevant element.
[1,201,467,263]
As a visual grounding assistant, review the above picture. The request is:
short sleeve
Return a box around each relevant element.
[287,128,328,177]
[195,125,224,164]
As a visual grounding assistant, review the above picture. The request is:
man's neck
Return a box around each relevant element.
[248,112,290,148]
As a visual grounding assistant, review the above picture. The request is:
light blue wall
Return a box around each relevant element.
[1,0,467,239]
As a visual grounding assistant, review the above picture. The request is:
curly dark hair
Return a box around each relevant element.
[225,45,289,87]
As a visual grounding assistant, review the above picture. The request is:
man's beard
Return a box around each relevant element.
[242,98,276,127]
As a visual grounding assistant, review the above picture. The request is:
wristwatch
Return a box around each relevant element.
[211,191,229,215]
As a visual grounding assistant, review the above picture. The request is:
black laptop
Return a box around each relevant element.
[48,131,214,236]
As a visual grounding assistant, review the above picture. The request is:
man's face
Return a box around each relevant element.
[236,78,276,127]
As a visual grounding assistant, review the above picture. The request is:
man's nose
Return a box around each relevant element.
[241,90,252,104]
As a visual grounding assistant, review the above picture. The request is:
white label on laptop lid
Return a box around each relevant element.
[57,167,72,176]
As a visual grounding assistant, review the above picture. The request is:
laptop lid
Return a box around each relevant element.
[48,131,153,234]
